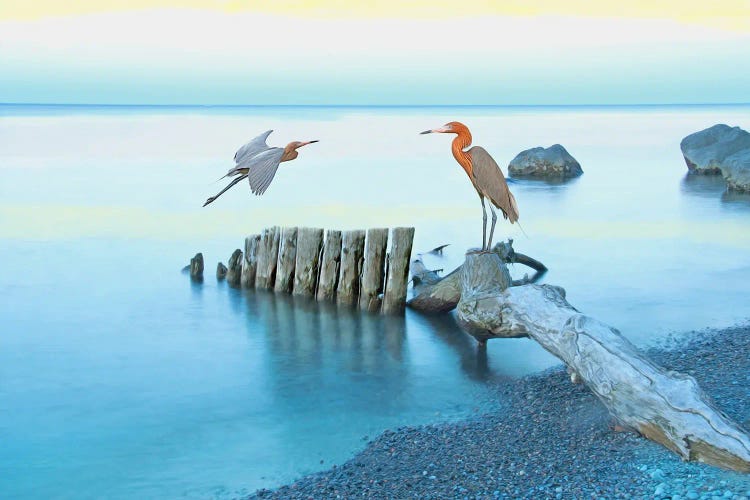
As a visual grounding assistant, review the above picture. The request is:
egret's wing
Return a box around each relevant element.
[469,146,519,223]
[246,147,284,195]
[234,130,273,164]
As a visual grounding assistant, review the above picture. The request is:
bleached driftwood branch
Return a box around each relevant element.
[407,239,546,313]
[422,251,750,472]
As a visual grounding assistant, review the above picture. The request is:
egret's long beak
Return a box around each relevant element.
[301,140,319,146]
[420,126,450,134]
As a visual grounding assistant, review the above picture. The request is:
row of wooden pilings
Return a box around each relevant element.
[219,226,415,314]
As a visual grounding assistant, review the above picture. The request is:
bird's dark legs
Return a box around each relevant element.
[481,196,488,251]
[203,174,248,207]
[488,204,498,250]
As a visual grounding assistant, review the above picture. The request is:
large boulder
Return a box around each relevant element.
[721,148,750,192]
[680,124,750,175]
[508,144,583,178]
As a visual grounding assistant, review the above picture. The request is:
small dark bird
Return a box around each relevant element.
[421,121,519,251]
[203,130,318,207]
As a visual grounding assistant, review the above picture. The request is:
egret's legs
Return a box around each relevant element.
[480,196,488,251]
[203,173,248,207]
[488,204,498,250]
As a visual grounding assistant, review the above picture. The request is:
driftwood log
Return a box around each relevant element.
[408,239,546,313]
[408,246,750,472]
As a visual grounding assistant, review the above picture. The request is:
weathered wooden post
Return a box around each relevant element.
[189,252,204,281]
[216,262,227,280]
[317,230,342,301]
[275,227,298,293]
[226,248,243,287]
[255,226,280,289]
[241,235,260,288]
[293,227,324,297]
[382,227,415,314]
[337,230,365,306]
[359,228,388,312]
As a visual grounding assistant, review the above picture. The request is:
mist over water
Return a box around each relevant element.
[1,104,749,497]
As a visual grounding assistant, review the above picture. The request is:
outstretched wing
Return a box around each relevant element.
[234,130,273,164]
[469,146,519,223]
[246,147,284,195]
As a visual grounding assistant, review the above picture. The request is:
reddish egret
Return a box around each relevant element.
[421,121,519,250]
[203,130,318,207]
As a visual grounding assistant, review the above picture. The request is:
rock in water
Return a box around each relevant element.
[216,262,228,280]
[189,252,204,280]
[680,124,750,176]
[721,148,750,192]
[508,144,583,178]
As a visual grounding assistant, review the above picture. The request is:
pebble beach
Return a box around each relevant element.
[252,324,750,499]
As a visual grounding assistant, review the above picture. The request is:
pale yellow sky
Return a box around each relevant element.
[3,1,749,104]
[1,0,749,31]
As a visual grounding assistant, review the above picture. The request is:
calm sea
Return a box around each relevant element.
[1,104,749,498]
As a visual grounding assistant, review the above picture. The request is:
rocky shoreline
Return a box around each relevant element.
[251,324,750,499]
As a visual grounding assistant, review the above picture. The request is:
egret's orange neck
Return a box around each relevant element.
[450,125,473,177]
[281,143,299,162]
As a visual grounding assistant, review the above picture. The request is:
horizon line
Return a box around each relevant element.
[3,102,750,109]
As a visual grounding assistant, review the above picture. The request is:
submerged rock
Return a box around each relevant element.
[508,144,583,178]
[680,124,750,176]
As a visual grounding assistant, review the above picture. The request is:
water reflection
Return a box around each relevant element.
[189,277,204,298]
[243,289,407,382]
[680,173,728,199]
[721,189,750,207]
[680,173,750,210]
[418,314,492,381]
[509,175,582,188]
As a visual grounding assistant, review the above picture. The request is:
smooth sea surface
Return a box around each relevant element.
[1,104,749,498]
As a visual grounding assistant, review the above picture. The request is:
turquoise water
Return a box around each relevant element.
[1,104,750,498]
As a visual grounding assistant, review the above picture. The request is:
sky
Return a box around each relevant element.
[1,1,749,105]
